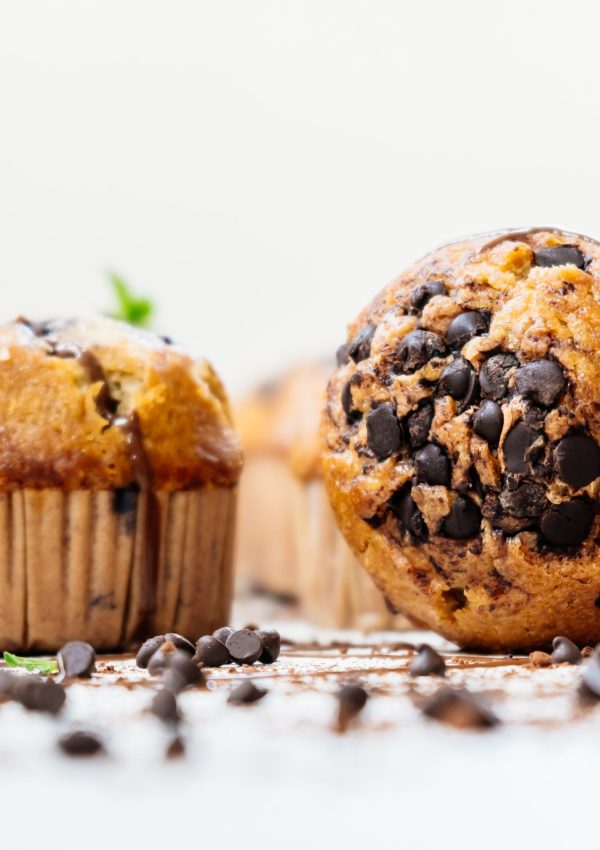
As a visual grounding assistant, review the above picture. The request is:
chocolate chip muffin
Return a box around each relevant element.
[236,362,408,630]
[0,317,242,651]
[322,228,600,650]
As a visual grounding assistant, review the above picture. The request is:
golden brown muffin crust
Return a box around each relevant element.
[322,228,600,650]
[0,317,242,490]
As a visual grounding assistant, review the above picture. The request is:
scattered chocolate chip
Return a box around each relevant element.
[406,401,433,449]
[529,651,552,667]
[147,641,178,675]
[226,629,263,665]
[165,736,186,759]
[554,434,600,490]
[396,330,446,373]
[227,680,267,705]
[58,730,104,757]
[438,358,479,408]
[499,480,547,518]
[389,487,427,539]
[551,636,582,664]
[257,629,281,664]
[473,400,503,446]
[136,635,167,669]
[409,644,446,677]
[341,381,361,424]
[515,359,566,407]
[163,634,195,655]
[442,496,481,539]
[213,626,235,646]
[446,311,489,349]
[163,652,204,691]
[366,404,402,459]
[57,641,96,678]
[422,687,498,729]
[13,677,66,714]
[533,245,585,269]
[503,421,538,474]
[348,324,376,363]
[479,353,518,400]
[336,683,368,732]
[410,280,447,310]
[415,443,451,486]
[539,499,594,547]
[151,688,180,723]
[194,636,230,668]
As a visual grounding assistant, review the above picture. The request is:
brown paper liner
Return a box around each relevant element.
[291,478,410,630]
[0,488,236,652]
[235,457,299,599]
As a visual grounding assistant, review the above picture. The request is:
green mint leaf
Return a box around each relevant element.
[3,651,58,675]
[107,272,154,327]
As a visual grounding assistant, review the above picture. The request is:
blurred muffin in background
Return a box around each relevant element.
[236,361,409,630]
[0,317,242,651]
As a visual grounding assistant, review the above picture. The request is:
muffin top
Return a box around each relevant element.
[236,361,331,481]
[322,228,600,649]
[0,317,242,490]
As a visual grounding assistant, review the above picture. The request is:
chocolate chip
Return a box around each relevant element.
[580,648,600,699]
[147,641,178,675]
[551,636,582,665]
[473,400,503,446]
[540,499,594,547]
[410,280,447,310]
[446,311,489,349]
[165,736,186,759]
[479,353,518,400]
[533,245,585,269]
[348,324,376,363]
[336,683,368,732]
[58,730,104,757]
[163,652,204,691]
[193,635,230,668]
[13,677,66,714]
[227,680,267,705]
[57,641,96,678]
[151,688,181,723]
[257,629,281,664]
[439,358,479,408]
[136,635,167,668]
[409,644,446,677]
[406,401,433,449]
[515,359,566,407]
[396,330,446,373]
[164,633,195,655]
[503,421,539,474]
[226,629,263,665]
[499,480,547,518]
[389,487,427,539]
[554,434,600,490]
[213,626,235,646]
[366,404,402,459]
[415,443,451,486]
[341,381,361,424]
[336,343,351,366]
[422,687,498,729]
[442,496,481,539]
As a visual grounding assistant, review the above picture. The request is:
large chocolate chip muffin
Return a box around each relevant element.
[0,317,242,651]
[321,228,600,650]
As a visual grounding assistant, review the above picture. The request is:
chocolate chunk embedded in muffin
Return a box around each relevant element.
[322,228,600,650]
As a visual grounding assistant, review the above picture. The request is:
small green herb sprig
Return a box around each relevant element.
[3,651,58,675]
[107,272,154,327]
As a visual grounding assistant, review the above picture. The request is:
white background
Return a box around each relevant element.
[1,0,598,398]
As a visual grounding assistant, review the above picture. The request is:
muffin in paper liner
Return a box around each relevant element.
[0,318,242,652]
[236,362,409,630]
